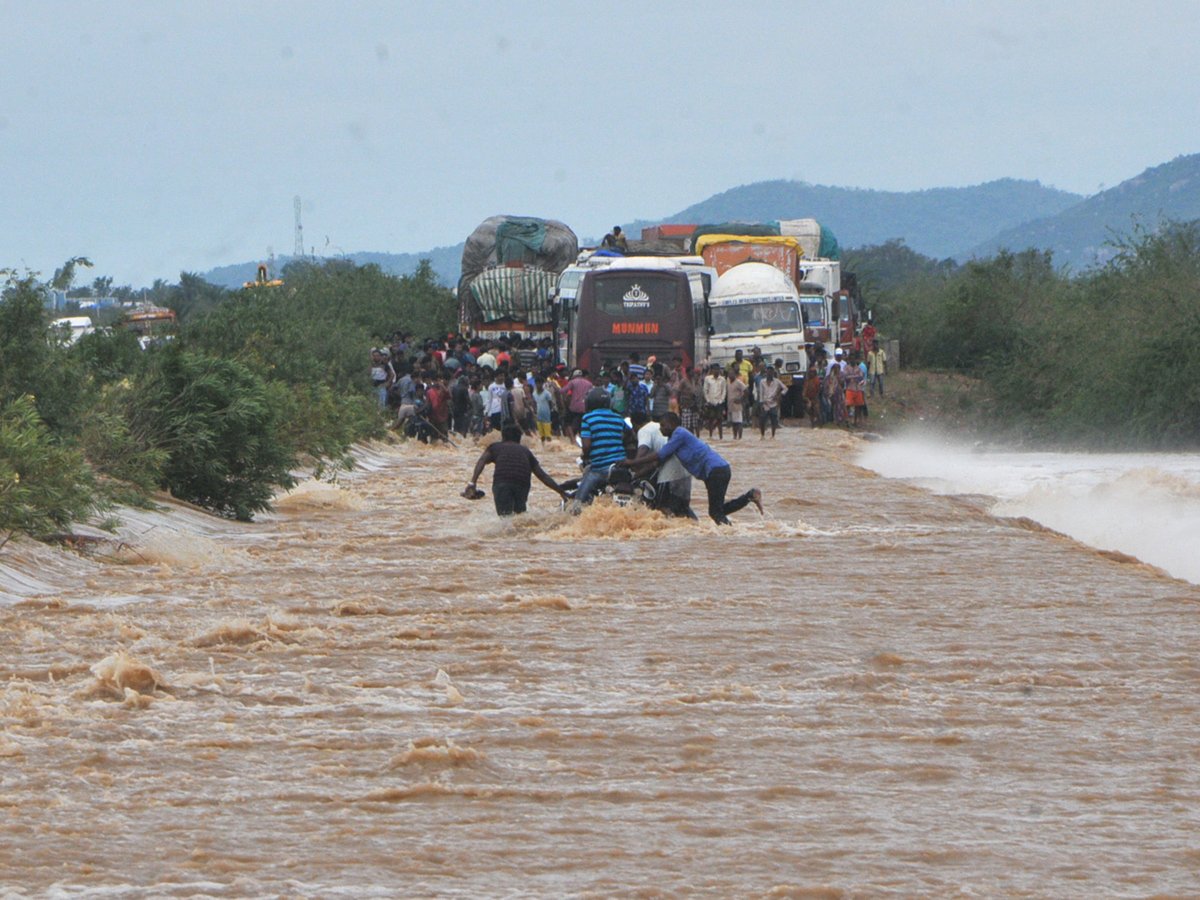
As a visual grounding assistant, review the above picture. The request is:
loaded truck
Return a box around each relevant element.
[693,218,865,358]
[458,216,579,342]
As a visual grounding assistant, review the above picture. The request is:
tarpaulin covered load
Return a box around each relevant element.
[692,234,805,256]
[460,215,578,285]
[777,218,822,258]
[817,225,839,260]
[466,267,557,326]
[459,215,578,322]
[691,222,782,245]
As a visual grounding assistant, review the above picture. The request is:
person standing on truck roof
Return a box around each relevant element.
[601,226,628,253]
[619,412,762,526]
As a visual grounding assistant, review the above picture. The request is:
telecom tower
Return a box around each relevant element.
[293,195,304,258]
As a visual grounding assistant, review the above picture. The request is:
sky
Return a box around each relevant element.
[4,0,1200,287]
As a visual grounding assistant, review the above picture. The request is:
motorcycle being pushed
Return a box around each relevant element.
[560,460,658,513]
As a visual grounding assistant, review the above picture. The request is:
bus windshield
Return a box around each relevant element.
[592,274,679,318]
[711,300,801,335]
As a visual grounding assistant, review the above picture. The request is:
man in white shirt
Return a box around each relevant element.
[757,367,786,439]
[631,411,696,519]
[485,370,507,432]
[476,343,498,371]
[701,364,728,440]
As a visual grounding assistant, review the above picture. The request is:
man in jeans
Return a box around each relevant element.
[574,389,635,505]
[622,412,762,525]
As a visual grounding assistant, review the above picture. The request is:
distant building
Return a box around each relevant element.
[44,290,120,311]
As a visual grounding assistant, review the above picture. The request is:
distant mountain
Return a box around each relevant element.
[626,178,1083,259]
[971,154,1200,268]
[201,244,465,290]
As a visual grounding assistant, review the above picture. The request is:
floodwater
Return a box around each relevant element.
[2,427,1199,899]
[859,436,1200,585]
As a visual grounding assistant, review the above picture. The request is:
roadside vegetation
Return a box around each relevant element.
[850,221,1200,447]
[0,259,455,538]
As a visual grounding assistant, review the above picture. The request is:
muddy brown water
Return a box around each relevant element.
[2,428,1199,899]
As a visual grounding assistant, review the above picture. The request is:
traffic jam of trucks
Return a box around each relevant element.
[457,215,868,410]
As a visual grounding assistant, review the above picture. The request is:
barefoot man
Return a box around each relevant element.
[619,411,762,526]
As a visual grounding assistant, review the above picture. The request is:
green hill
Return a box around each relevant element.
[202,245,465,290]
[971,154,1200,268]
[627,178,1082,259]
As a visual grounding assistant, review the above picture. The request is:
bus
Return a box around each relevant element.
[555,257,709,375]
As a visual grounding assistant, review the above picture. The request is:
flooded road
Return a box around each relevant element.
[2,427,1199,899]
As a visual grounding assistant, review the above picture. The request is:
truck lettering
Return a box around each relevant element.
[612,322,660,335]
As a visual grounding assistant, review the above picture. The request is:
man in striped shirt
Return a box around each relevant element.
[626,352,646,380]
[574,389,635,504]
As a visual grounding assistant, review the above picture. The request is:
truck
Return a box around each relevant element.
[705,262,807,377]
[458,215,579,341]
[694,221,864,356]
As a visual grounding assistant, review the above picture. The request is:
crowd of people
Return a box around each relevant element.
[368,330,888,519]
[370,333,888,445]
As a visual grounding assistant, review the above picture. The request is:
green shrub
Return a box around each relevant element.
[135,347,296,520]
[268,381,387,474]
[0,395,94,535]
[0,274,79,432]
[78,381,169,495]
[183,258,457,391]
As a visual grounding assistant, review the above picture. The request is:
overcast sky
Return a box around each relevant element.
[4,0,1200,286]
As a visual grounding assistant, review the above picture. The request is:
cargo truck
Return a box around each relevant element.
[458,216,578,341]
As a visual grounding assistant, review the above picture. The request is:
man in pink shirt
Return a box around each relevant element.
[563,369,593,440]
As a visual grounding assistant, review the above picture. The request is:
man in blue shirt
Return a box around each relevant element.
[575,389,635,504]
[623,411,762,525]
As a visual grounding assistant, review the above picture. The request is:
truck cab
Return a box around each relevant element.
[706,263,808,378]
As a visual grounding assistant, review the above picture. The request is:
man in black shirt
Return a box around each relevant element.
[450,374,471,437]
[466,425,568,516]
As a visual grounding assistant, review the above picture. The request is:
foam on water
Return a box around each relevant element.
[859,436,1200,583]
[273,479,370,512]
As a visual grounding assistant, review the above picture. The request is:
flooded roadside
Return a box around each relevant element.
[2,427,1199,898]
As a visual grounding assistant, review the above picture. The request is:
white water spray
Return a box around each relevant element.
[859,436,1200,584]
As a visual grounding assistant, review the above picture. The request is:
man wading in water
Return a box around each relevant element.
[466,425,568,516]
[618,411,763,525]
